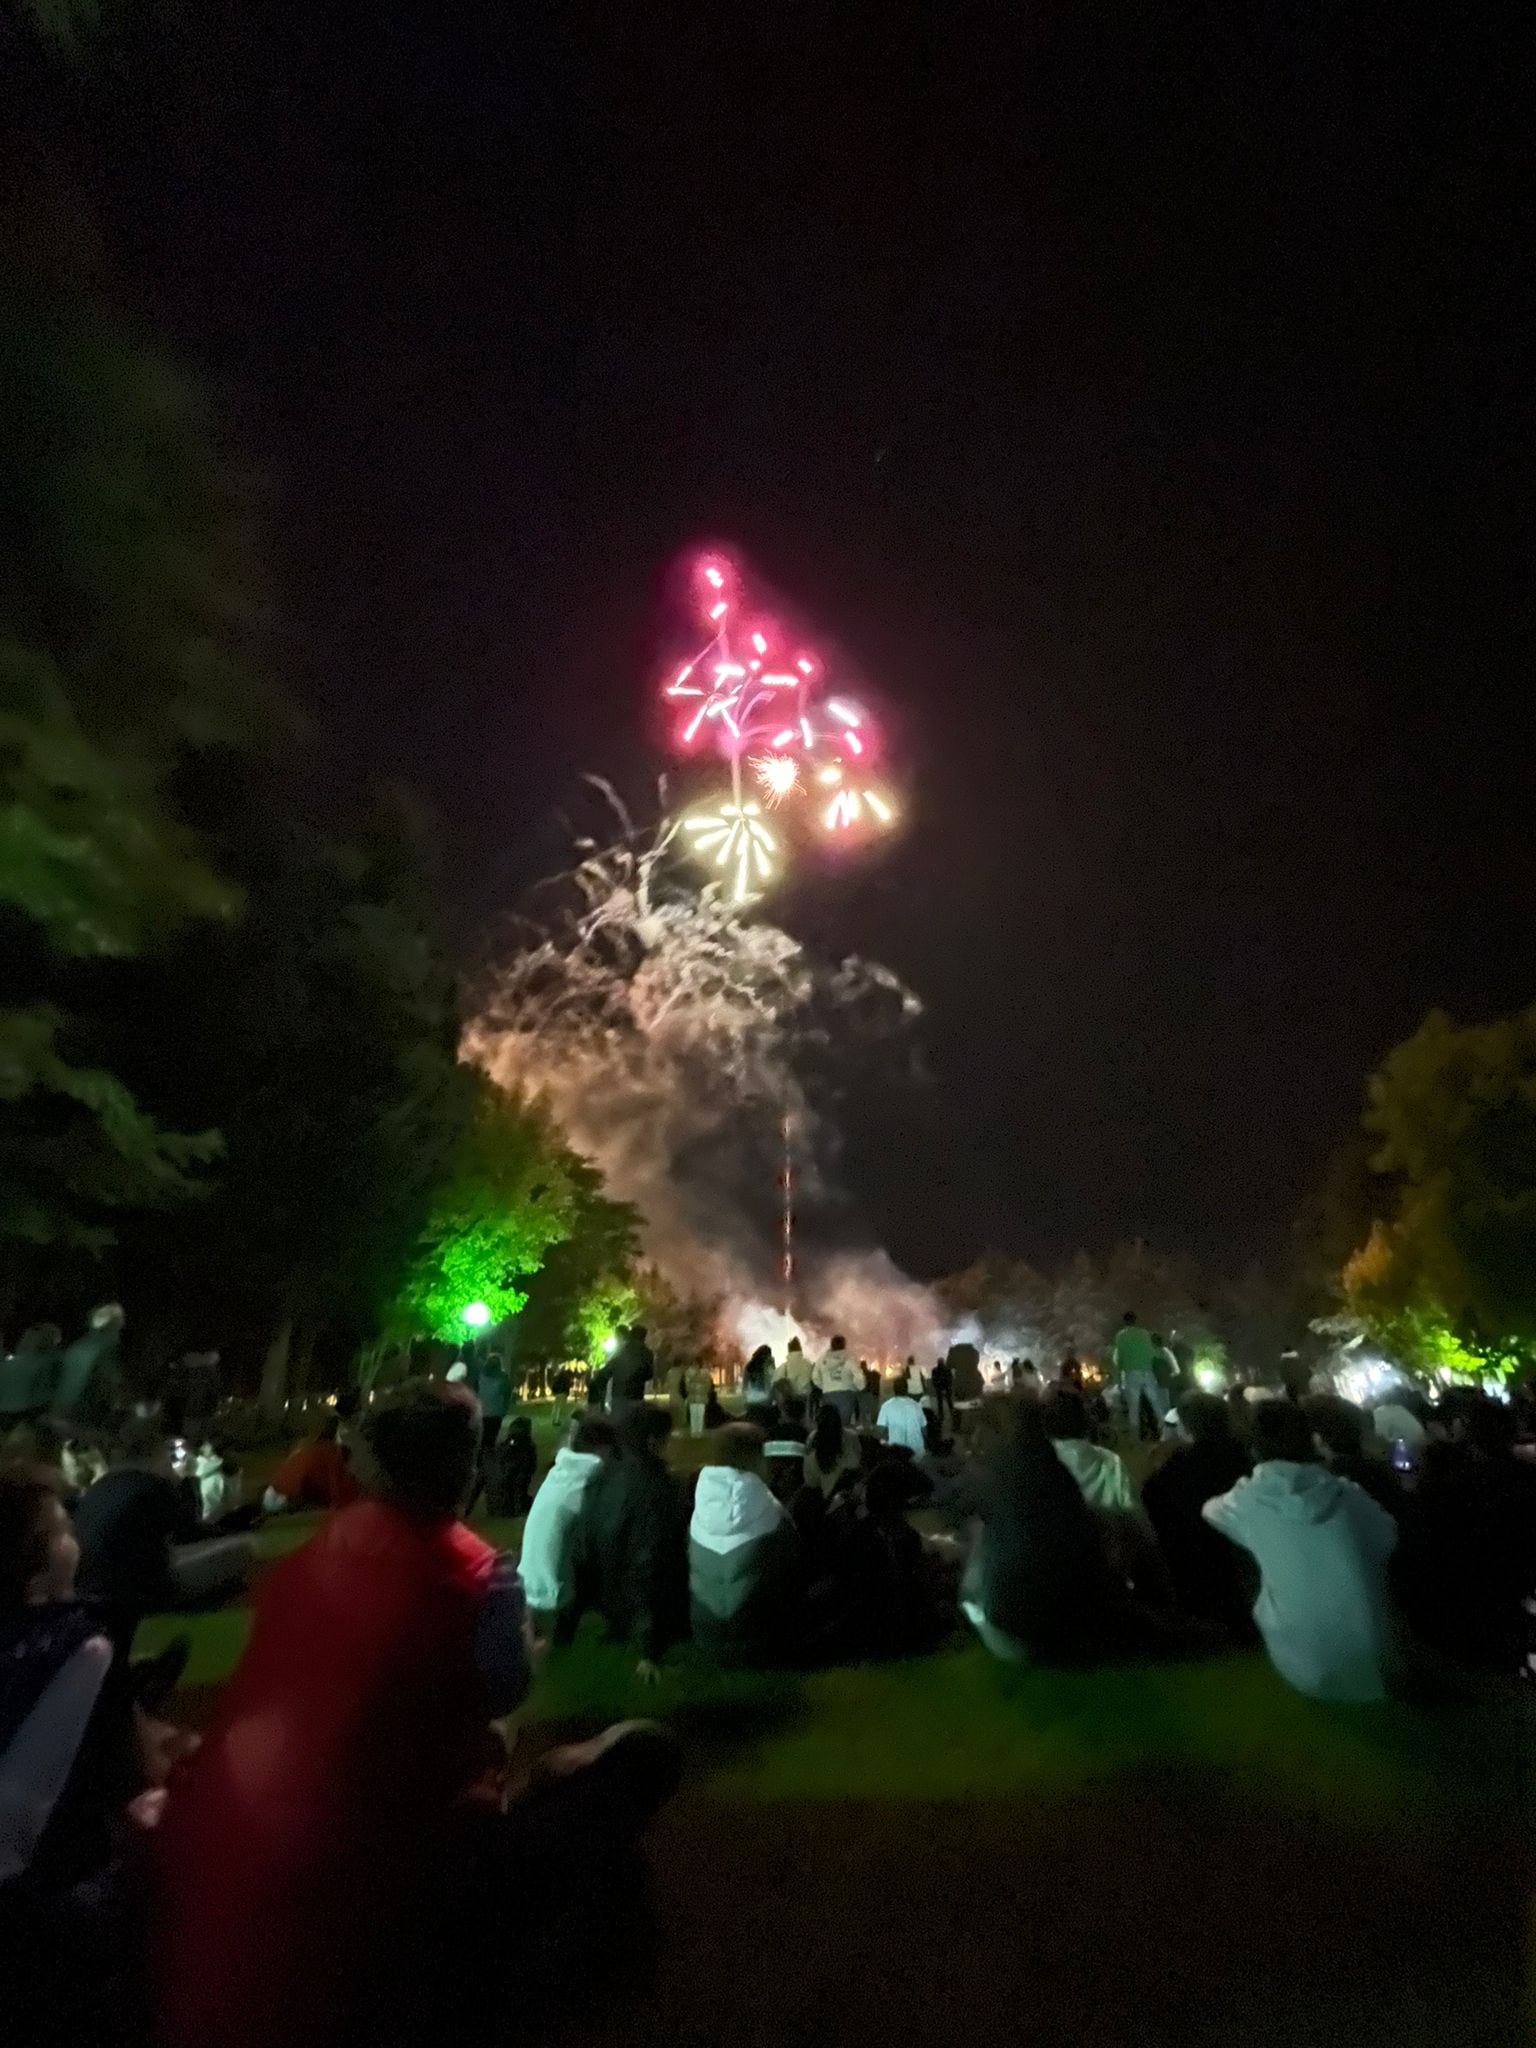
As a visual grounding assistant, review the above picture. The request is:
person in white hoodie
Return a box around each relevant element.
[689,1425,799,1665]
[1203,1397,1398,1702]
[811,1336,862,1423]
[518,1413,617,1634]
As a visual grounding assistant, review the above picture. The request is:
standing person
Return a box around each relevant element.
[904,1355,925,1399]
[782,1337,813,1403]
[684,1362,713,1439]
[1150,1333,1180,1403]
[474,1353,512,1463]
[484,1415,538,1518]
[52,1305,127,1426]
[859,1360,882,1427]
[741,1346,776,1430]
[549,1364,574,1426]
[157,1382,679,2048]
[607,1325,655,1422]
[812,1336,861,1424]
[929,1354,955,1432]
[1112,1312,1163,1442]
[1203,1397,1398,1701]
[573,1407,687,1681]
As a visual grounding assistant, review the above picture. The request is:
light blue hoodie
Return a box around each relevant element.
[518,1446,604,1612]
[1204,1460,1398,1701]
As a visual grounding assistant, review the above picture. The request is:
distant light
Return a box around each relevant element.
[462,1302,492,1329]
[751,631,768,654]
[843,729,864,754]
[603,1334,620,1356]
[703,564,725,589]
[709,600,728,620]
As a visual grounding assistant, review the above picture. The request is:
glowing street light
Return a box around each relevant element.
[462,1302,492,1330]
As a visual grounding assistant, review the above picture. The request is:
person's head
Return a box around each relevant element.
[570,1413,618,1459]
[1122,1310,1138,1327]
[112,1415,173,1475]
[787,1336,803,1355]
[1150,1332,1165,1348]
[631,1325,648,1345]
[359,1381,480,1522]
[1059,1354,1082,1386]
[1302,1394,1367,1464]
[905,1354,915,1368]
[747,1344,772,1370]
[335,1388,361,1424]
[713,1422,766,1476]
[1041,1387,1090,1442]
[618,1404,672,1458]
[1249,1398,1316,1465]
[0,1467,78,1606]
[830,1334,846,1353]
[505,1414,534,1447]
[1436,1389,1516,1458]
[316,1413,343,1444]
[863,1458,909,1517]
[1175,1391,1234,1447]
[811,1402,845,1472]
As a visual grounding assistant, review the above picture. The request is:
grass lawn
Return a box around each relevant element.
[135,1453,1536,2046]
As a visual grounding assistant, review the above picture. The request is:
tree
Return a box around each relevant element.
[512,1153,642,1363]
[0,277,267,1278]
[389,1075,575,1346]
[1339,1005,1536,1378]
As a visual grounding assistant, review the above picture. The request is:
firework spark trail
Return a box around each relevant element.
[465,803,931,1351]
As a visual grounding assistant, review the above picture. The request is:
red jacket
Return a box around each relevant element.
[158,1499,497,2048]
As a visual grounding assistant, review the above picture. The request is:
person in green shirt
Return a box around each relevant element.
[1111,1311,1163,1442]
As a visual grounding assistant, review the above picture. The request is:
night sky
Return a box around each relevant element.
[65,4,1531,1276]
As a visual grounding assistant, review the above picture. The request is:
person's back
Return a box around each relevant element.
[1398,1394,1536,1672]
[1142,1394,1252,1628]
[520,1419,614,1616]
[1111,1317,1155,1379]
[1203,1400,1396,1701]
[689,1426,796,1664]
[1041,1388,1137,1514]
[158,1384,514,2048]
[608,1327,655,1406]
[73,1459,191,1618]
[477,1358,512,1421]
[877,1389,927,1455]
[577,1410,686,1667]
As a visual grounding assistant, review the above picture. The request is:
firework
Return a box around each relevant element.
[660,550,897,893]
[682,798,779,902]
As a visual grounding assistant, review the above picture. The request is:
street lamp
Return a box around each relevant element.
[462,1302,491,1331]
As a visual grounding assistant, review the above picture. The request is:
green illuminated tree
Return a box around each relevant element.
[390,1075,575,1343]
[1339,1005,1536,1376]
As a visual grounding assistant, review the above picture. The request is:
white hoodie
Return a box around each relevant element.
[689,1464,785,1555]
[518,1447,604,1611]
[1204,1460,1397,1701]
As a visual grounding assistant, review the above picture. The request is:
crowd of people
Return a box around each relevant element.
[2,1305,1535,2044]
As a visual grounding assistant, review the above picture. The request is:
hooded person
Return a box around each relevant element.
[689,1425,800,1665]
[572,1406,687,1677]
[1203,1396,1398,1702]
[519,1414,617,1627]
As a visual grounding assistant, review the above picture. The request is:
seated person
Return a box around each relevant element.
[1301,1395,1405,1517]
[843,1459,950,1659]
[689,1424,800,1666]
[1041,1387,1137,1512]
[802,1405,862,1498]
[962,1402,1128,1665]
[1204,1397,1398,1701]
[158,1383,679,2048]
[1141,1393,1253,1632]
[876,1383,928,1456]
[1,1465,190,2036]
[572,1407,688,1680]
[262,1410,359,1514]
[518,1414,616,1632]
[74,1422,255,1647]
[1396,1390,1536,1675]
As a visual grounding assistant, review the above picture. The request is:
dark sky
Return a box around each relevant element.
[72,3,1532,1276]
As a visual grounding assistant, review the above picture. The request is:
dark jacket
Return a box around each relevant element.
[1141,1437,1254,1630]
[74,1468,201,1620]
[1397,1451,1536,1673]
[608,1336,655,1405]
[574,1450,687,1660]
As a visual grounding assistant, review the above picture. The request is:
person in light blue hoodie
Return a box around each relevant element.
[1204,1398,1398,1701]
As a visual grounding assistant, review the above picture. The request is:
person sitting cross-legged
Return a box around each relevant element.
[157,1383,679,2048]
[689,1424,801,1666]
[1203,1396,1398,1701]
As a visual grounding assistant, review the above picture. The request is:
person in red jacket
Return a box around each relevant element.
[157,1381,677,2048]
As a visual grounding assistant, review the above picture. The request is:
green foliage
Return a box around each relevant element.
[0,1005,218,1248]
[390,1074,576,1343]
[514,1151,642,1362]
[1339,1006,1536,1375]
